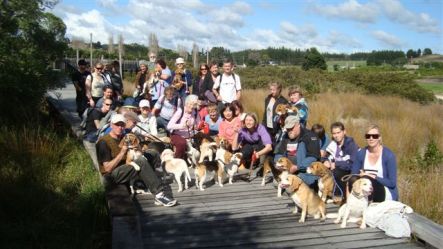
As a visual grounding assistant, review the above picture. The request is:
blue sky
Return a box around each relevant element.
[51,0,443,54]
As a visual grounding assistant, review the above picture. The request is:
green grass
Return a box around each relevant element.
[0,118,110,248]
[418,83,443,94]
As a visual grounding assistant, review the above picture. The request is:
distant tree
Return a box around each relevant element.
[148,33,159,55]
[118,34,124,56]
[423,48,433,56]
[192,42,199,69]
[406,49,415,59]
[302,47,327,71]
[177,44,188,61]
[108,34,114,54]
[417,48,421,57]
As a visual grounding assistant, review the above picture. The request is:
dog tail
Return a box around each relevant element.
[326,213,339,219]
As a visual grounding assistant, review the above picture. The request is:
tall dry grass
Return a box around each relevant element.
[242,89,443,224]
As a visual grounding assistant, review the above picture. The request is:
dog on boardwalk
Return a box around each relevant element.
[160,149,192,192]
[225,152,242,184]
[186,139,200,168]
[267,157,293,197]
[199,138,217,163]
[306,162,335,203]
[280,174,326,223]
[333,178,373,229]
[194,160,224,191]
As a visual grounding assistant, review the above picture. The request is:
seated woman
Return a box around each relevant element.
[152,86,182,134]
[167,94,199,159]
[218,103,241,150]
[204,103,222,136]
[350,124,398,202]
[232,113,273,169]
[311,123,331,160]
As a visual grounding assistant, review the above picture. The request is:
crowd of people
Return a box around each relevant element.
[72,55,398,208]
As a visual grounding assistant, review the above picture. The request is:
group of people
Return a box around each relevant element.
[72,55,398,208]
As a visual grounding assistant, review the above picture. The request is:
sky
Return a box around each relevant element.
[50,0,443,54]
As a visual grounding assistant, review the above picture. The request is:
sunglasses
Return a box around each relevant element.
[103,103,112,106]
[365,134,380,139]
[96,67,103,70]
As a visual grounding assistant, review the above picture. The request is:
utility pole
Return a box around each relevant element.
[89,33,93,66]
[206,47,209,65]
[118,34,123,79]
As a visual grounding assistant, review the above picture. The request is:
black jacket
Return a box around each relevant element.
[262,94,288,134]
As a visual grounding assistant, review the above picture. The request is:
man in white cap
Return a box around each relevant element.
[274,114,321,188]
[96,114,177,207]
[132,99,157,137]
[174,57,192,99]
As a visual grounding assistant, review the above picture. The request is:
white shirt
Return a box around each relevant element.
[132,113,158,136]
[213,73,241,103]
[363,149,392,201]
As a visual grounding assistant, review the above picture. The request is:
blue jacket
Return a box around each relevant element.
[351,146,398,201]
[332,136,359,171]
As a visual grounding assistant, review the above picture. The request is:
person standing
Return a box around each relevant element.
[85,62,106,107]
[263,82,288,141]
[72,59,91,118]
[212,58,241,110]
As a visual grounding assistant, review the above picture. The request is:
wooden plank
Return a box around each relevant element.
[407,212,443,249]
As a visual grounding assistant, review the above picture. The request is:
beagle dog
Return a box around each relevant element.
[266,157,293,197]
[119,133,143,171]
[186,139,200,168]
[199,138,217,163]
[306,162,334,203]
[280,174,326,223]
[160,149,192,192]
[194,161,224,191]
[334,178,373,229]
[225,152,242,184]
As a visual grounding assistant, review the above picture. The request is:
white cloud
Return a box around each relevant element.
[377,0,441,34]
[308,0,379,23]
[371,30,403,48]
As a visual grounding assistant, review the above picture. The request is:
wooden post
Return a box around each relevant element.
[119,34,123,80]
[89,33,93,66]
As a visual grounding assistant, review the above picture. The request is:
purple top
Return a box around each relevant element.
[238,124,272,146]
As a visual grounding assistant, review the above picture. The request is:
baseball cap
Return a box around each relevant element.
[124,112,140,122]
[175,57,185,64]
[111,114,126,124]
[139,99,150,108]
[283,115,300,130]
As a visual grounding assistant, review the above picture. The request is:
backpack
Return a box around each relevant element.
[110,72,123,94]
[80,107,95,130]
[216,73,238,91]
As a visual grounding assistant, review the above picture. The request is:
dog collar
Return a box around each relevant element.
[351,191,365,199]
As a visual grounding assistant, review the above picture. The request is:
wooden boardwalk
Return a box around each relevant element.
[135,173,421,249]
[47,77,434,249]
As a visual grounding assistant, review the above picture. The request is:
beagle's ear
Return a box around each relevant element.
[289,175,301,190]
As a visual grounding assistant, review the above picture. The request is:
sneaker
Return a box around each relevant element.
[135,189,151,195]
[154,192,177,207]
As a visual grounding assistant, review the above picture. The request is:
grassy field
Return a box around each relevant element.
[0,111,110,249]
[242,89,443,225]
[418,83,443,94]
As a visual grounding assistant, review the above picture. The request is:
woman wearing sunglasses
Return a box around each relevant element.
[350,124,398,202]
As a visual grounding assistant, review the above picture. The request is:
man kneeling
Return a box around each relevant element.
[96,114,176,207]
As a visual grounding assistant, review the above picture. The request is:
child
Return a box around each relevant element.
[133,99,157,137]
[204,103,222,136]
[288,86,308,126]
